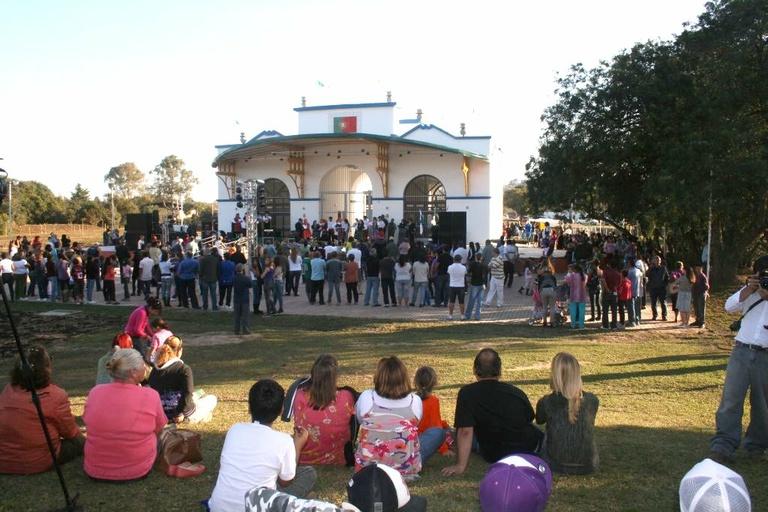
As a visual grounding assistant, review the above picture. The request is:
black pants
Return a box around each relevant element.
[601,293,618,328]
[503,261,514,287]
[346,283,359,303]
[589,288,601,319]
[649,287,667,319]
[310,280,325,304]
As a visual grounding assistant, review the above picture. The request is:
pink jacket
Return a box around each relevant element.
[565,272,587,303]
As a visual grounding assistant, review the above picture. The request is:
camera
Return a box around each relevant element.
[761,270,768,290]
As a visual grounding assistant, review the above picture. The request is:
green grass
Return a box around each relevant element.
[0,292,762,512]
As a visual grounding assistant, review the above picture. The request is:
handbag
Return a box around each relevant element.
[667,281,680,295]
[156,425,203,476]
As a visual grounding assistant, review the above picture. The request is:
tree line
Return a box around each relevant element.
[3,155,213,233]
[525,0,767,285]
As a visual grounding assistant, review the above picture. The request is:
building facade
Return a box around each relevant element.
[212,100,502,244]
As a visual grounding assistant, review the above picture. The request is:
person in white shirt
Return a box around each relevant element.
[447,254,468,320]
[137,253,154,299]
[709,255,768,465]
[208,379,316,511]
[0,253,15,300]
[451,243,468,265]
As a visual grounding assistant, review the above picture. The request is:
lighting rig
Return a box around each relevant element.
[235,179,265,260]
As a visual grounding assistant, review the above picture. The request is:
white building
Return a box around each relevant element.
[212,98,502,244]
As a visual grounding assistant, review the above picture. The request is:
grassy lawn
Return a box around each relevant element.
[0,292,762,512]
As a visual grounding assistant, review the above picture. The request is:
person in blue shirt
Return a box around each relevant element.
[176,251,200,309]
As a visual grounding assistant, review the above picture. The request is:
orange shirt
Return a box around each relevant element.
[0,383,80,474]
[418,394,451,454]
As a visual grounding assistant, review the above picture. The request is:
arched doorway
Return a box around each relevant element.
[262,178,290,238]
[403,174,446,233]
[319,166,373,223]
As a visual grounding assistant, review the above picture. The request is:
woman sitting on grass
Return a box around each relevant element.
[355,356,445,479]
[0,344,85,474]
[95,332,134,385]
[83,348,166,482]
[293,354,356,465]
[536,352,599,475]
[147,336,217,424]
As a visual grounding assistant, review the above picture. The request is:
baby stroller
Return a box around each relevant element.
[527,287,544,325]
[553,284,570,327]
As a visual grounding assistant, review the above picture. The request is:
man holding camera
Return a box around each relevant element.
[709,255,768,464]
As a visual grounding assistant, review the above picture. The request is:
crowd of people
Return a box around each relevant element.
[0,231,766,510]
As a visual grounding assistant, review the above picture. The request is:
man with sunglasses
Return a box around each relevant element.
[709,255,768,464]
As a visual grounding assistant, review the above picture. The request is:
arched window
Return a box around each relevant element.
[403,175,446,232]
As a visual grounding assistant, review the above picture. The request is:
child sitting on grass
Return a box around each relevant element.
[147,317,173,364]
[536,352,599,475]
[414,366,454,457]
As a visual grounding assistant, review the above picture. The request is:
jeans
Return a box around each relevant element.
[411,281,426,305]
[233,302,250,334]
[711,344,768,456]
[649,287,667,319]
[419,427,447,463]
[484,277,504,306]
[569,301,585,328]
[632,296,642,324]
[601,292,618,328]
[48,276,59,302]
[37,277,48,299]
[434,274,449,306]
[503,261,515,287]
[263,281,275,313]
[161,277,173,304]
[327,279,341,303]
[364,276,380,305]
[86,279,96,302]
[465,284,484,319]
[138,279,152,299]
[218,283,232,306]
[200,280,218,309]
[396,280,410,301]
[273,279,284,311]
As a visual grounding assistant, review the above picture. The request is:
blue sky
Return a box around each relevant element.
[0,0,708,203]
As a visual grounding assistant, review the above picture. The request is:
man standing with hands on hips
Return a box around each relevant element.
[709,255,768,464]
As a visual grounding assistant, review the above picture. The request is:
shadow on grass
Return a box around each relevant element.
[2,425,765,512]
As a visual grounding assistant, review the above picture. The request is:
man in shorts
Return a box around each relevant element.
[446,254,467,320]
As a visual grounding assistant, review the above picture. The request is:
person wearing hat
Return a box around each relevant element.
[679,459,751,512]
[442,348,543,477]
[709,255,768,464]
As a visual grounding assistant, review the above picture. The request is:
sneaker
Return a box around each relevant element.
[446,315,453,320]
[384,304,389,308]
[707,450,735,464]
[372,304,381,307]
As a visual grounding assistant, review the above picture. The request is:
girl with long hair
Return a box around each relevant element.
[535,352,599,474]
[293,354,356,465]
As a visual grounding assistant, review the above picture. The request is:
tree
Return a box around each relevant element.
[105,162,146,198]
[503,182,529,217]
[68,183,95,223]
[149,155,199,210]
[526,0,768,285]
